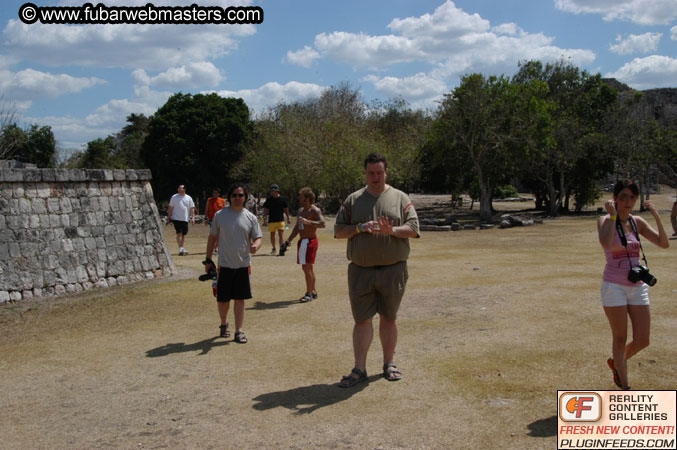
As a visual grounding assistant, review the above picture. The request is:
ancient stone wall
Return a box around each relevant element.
[0,166,175,303]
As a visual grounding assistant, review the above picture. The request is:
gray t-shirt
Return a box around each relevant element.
[335,186,419,267]
[210,207,262,269]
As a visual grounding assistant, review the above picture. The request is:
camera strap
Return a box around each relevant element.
[615,216,649,268]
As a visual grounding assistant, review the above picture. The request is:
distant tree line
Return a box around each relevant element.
[3,59,675,219]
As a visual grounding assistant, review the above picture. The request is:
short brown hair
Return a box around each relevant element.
[613,179,639,197]
[299,187,315,203]
[364,152,387,169]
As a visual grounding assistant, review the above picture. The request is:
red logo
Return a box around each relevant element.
[559,392,602,422]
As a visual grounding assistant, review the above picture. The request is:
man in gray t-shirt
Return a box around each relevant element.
[334,152,419,387]
[205,183,262,343]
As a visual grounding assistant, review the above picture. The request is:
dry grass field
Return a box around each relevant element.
[1,191,676,449]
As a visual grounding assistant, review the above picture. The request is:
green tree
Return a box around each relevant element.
[141,93,253,208]
[115,113,150,168]
[368,98,432,192]
[433,74,526,222]
[241,84,382,211]
[1,123,57,167]
[513,60,617,215]
[79,136,118,169]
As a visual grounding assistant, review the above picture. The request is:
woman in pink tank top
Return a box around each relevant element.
[597,179,669,390]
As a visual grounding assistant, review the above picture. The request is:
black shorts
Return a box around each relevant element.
[216,266,252,302]
[172,220,189,235]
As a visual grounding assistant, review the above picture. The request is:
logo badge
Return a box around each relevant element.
[559,392,602,422]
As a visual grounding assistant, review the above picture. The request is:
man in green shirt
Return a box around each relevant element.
[334,152,420,387]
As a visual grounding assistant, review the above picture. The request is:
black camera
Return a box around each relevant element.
[199,258,217,281]
[279,240,290,256]
[628,265,657,286]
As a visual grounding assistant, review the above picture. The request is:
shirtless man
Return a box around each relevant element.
[283,187,326,302]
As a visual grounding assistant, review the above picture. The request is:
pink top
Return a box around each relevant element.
[603,215,641,287]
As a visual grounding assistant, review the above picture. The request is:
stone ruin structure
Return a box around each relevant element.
[0,162,175,303]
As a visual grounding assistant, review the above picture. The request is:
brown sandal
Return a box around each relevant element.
[234,331,248,344]
[383,362,402,381]
[339,368,367,388]
[219,323,230,338]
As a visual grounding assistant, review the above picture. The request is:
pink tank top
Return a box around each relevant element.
[603,216,641,287]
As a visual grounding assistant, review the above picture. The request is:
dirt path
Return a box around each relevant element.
[1,197,675,449]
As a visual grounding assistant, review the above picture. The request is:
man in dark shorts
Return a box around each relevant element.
[283,187,326,302]
[167,184,195,255]
[262,184,291,255]
[334,153,420,387]
[204,183,262,343]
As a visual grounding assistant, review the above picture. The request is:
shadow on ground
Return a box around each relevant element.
[146,336,229,357]
[252,375,379,415]
[247,299,300,310]
[527,415,557,437]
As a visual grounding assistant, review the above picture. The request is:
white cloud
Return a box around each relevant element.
[313,32,422,69]
[290,0,595,75]
[364,73,448,98]
[364,73,448,110]
[491,23,520,36]
[610,33,662,55]
[284,46,321,68]
[554,0,677,25]
[207,81,326,115]
[606,55,677,89]
[0,67,105,101]
[389,0,490,38]
[24,83,172,150]
[2,20,256,70]
[132,62,224,89]
[671,26,677,40]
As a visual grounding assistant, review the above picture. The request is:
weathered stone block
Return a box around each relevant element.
[36,183,51,198]
[88,170,106,181]
[70,169,86,181]
[6,216,19,230]
[24,169,41,182]
[49,215,61,228]
[31,198,46,214]
[41,169,57,181]
[1,169,23,182]
[55,169,70,182]
[113,169,126,181]
[47,198,60,213]
[19,198,32,213]
[9,243,21,258]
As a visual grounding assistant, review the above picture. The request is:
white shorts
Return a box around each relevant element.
[601,281,649,307]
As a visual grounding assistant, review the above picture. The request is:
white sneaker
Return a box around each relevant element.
[179,247,185,255]
[183,248,189,255]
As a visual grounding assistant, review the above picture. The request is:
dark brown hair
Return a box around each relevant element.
[364,152,387,169]
[613,179,639,197]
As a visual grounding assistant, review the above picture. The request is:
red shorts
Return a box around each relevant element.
[297,238,318,265]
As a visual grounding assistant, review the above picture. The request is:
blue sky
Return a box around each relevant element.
[1,0,676,151]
